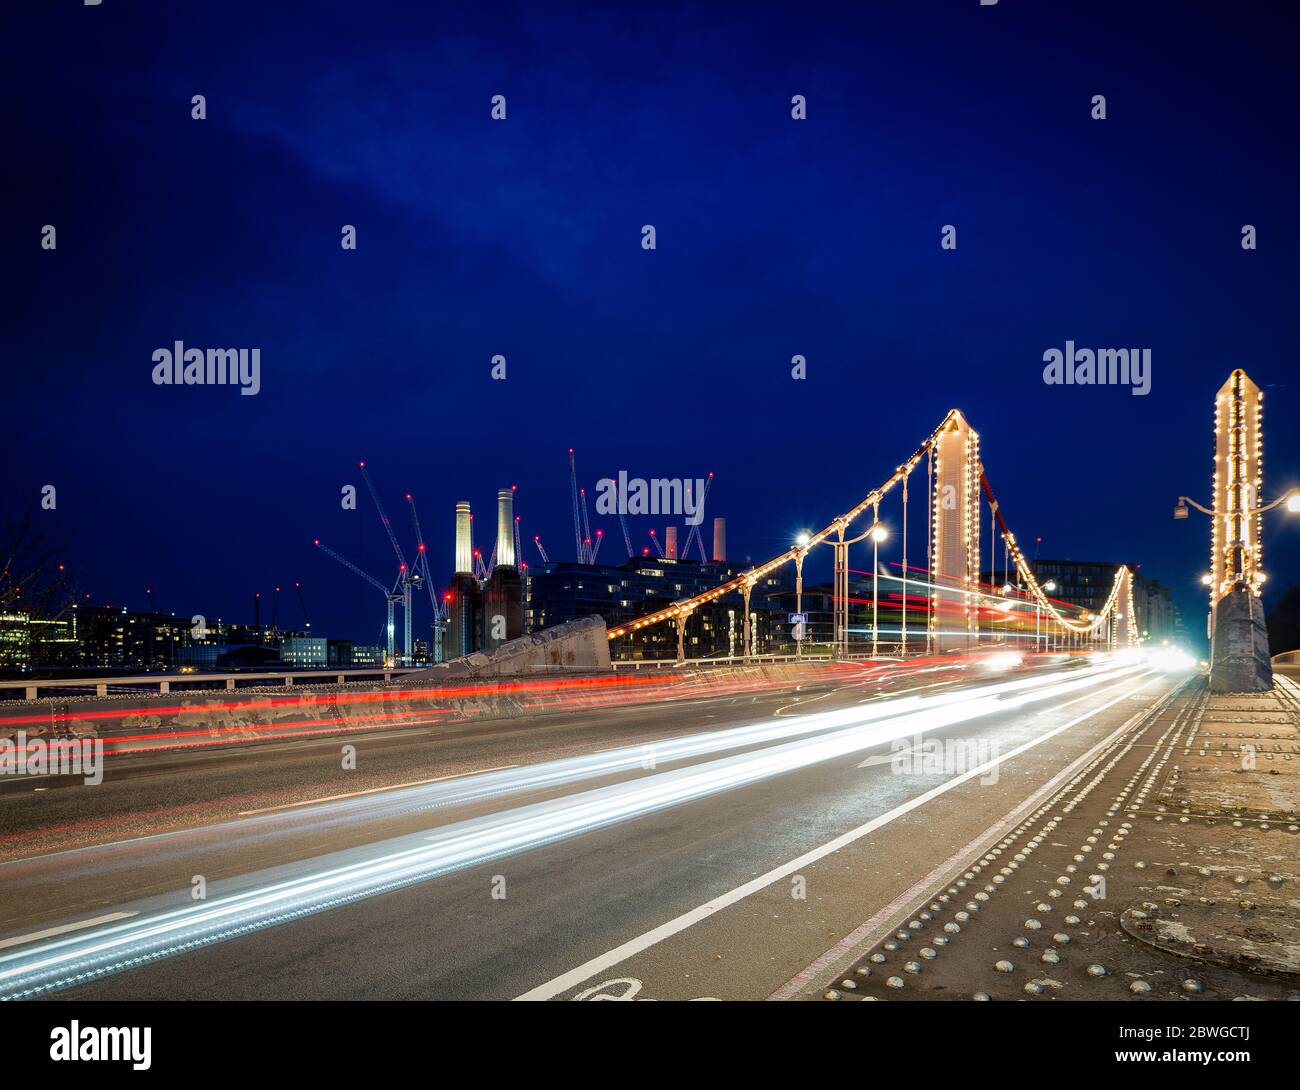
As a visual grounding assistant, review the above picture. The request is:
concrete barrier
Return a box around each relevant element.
[408,617,611,679]
[0,625,867,760]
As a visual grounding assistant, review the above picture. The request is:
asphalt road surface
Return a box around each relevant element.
[0,655,1187,1000]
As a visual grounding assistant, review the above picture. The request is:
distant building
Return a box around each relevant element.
[280,637,328,667]
[982,560,1185,645]
[526,556,789,659]
[176,643,282,671]
[0,613,30,669]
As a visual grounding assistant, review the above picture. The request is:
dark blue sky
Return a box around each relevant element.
[4,1,1297,649]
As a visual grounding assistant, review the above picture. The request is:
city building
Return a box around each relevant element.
[981,560,1185,645]
[280,637,328,667]
[525,555,789,659]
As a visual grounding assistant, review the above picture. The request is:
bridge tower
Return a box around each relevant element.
[930,412,981,651]
[1208,370,1272,692]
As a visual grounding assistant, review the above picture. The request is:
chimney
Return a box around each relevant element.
[496,488,516,568]
[665,526,678,559]
[712,517,726,562]
[455,502,472,575]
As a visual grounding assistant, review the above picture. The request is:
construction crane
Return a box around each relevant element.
[579,487,594,563]
[612,479,633,557]
[648,528,664,557]
[313,539,401,665]
[294,580,311,629]
[590,528,605,563]
[358,461,413,664]
[533,535,549,564]
[270,585,281,632]
[406,492,446,664]
[568,449,584,563]
[676,473,717,564]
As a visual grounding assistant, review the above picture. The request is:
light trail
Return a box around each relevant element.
[1,658,1098,871]
[0,656,1159,1000]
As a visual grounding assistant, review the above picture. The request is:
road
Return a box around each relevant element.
[0,654,1192,1000]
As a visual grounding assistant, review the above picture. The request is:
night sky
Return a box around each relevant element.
[4,1,1297,650]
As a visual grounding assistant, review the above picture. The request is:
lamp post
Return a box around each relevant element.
[870,521,888,657]
[1176,486,1298,640]
[794,531,810,660]
[1041,580,1057,651]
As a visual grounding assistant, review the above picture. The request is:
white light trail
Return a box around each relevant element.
[0,656,1161,999]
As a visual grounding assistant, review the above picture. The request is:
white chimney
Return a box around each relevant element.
[496,488,516,568]
[455,502,472,575]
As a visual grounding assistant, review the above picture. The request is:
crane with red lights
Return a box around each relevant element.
[313,539,402,665]
[680,472,715,562]
[358,460,413,664]
[406,492,446,664]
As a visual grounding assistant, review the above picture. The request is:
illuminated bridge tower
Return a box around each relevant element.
[1208,370,1272,692]
[930,412,981,651]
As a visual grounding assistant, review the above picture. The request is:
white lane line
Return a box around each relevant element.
[0,912,138,952]
[768,678,1172,998]
[1037,684,1120,715]
[513,674,1158,1001]
[236,765,517,816]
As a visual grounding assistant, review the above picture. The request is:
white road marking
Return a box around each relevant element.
[0,912,138,951]
[236,765,517,816]
[769,679,1173,998]
[856,746,913,768]
[1037,684,1126,715]
[513,674,1159,1001]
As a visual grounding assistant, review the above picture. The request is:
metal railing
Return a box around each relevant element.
[0,667,426,703]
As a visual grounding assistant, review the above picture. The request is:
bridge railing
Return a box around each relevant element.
[0,667,426,703]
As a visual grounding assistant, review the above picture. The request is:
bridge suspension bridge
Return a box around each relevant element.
[607,407,1140,663]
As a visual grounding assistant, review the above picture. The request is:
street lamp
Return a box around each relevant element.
[1175,486,1300,596]
[871,523,888,657]
[793,531,811,659]
[1042,581,1057,650]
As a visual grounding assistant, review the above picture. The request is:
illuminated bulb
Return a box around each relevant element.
[1201,574,1213,586]
[1287,493,1300,513]
[871,525,888,543]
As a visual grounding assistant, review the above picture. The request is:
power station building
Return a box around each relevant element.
[444,491,524,659]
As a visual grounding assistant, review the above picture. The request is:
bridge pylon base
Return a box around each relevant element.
[1209,583,1273,693]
